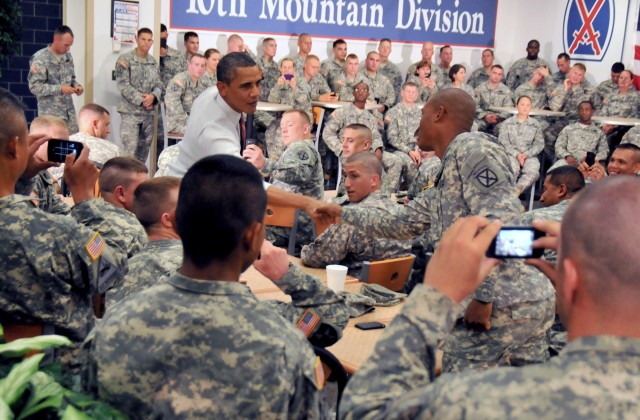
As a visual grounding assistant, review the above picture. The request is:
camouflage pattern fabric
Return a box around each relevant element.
[305,74,332,101]
[621,125,640,147]
[257,56,280,101]
[598,90,640,119]
[15,170,70,215]
[549,122,608,171]
[467,67,490,89]
[407,75,439,103]
[320,59,344,93]
[498,115,544,192]
[385,102,422,186]
[378,61,403,100]
[70,132,124,166]
[155,144,180,177]
[505,56,550,90]
[199,70,217,89]
[357,70,396,108]
[164,71,206,133]
[474,81,514,134]
[406,61,446,88]
[159,46,186,88]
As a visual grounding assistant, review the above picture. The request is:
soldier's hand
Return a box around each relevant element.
[290,77,297,90]
[160,46,168,57]
[424,216,501,303]
[563,78,571,91]
[526,219,560,286]
[463,299,493,331]
[566,156,578,167]
[409,150,421,167]
[277,76,286,85]
[64,145,98,204]
[142,94,155,109]
[20,134,59,180]
[253,240,290,282]
[307,200,341,226]
[374,148,383,161]
[75,85,84,95]
[242,145,265,170]
[61,85,76,95]
[538,66,550,78]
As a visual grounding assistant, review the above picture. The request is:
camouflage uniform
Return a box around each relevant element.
[594,79,636,110]
[505,56,550,90]
[407,61,446,87]
[385,103,422,186]
[84,265,349,418]
[256,56,280,101]
[474,81,514,135]
[15,171,70,215]
[598,90,640,119]
[264,139,324,251]
[467,67,490,89]
[407,75,439,103]
[199,70,217,89]
[106,239,182,306]
[552,70,568,86]
[320,59,345,93]
[322,103,402,191]
[408,156,442,200]
[341,132,555,372]
[305,74,332,101]
[290,53,307,74]
[340,285,639,418]
[0,195,126,371]
[115,49,164,162]
[28,46,79,133]
[621,124,640,147]
[498,115,544,192]
[301,191,412,277]
[446,83,476,101]
[164,71,206,133]
[378,60,403,100]
[335,74,367,102]
[549,122,608,171]
[514,78,555,134]
[72,199,148,258]
[70,132,123,166]
[357,70,396,109]
[159,46,186,88]
[155,144,180,177]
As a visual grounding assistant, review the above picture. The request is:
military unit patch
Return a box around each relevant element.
[475,167,498,188]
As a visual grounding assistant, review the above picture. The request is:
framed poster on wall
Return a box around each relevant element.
[112,0,139,44]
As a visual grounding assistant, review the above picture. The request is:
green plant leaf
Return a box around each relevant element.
[0,397,15,420]
[61,404,92,420]
[16,372,64,419]
[0,335,73,359]
[0,353,44,406]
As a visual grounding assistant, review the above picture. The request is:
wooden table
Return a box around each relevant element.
[591,116,640,126]
[256,101,293,112]
[489,106,566,117]
[243,256,405,374]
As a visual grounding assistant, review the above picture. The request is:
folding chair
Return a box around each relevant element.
[264,204,300,256]
[314,345,349,414]
[360,255,416,292]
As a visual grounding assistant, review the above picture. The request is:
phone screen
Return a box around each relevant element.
[585,152,596,167]
[47,139,84,163]
[486,227,544,259]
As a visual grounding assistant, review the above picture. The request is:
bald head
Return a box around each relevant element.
[561,177,640,308]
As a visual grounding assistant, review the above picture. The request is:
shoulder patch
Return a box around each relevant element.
[30,64,40,74]
[118,60,128,69]
[174,79,184,88]
[297,150,309,161]
[475,167,498,188]
[85,232,106,261]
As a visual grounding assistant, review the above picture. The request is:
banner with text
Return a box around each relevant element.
[170,0,498,47]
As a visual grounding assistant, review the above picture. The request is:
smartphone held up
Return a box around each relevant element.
[47,139,84,163]
[486,227,544,259]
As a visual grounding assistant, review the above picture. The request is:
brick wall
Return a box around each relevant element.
[0,0,63,124]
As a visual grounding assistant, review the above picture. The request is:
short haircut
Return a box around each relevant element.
[184,31,198,42]
[527,39,540,47]
[482,48,494,56]
[160,23,167,33]
[440,45,452,53]
[217,52,258,85]
[416,60,431,72]
[99,157,149,193]
[305,54,320,64]
[189,53,205,62]
[613,143,640,161]
[280,57,295,67]
[547,166,584,194]
[403,81,418,90]
[262,37,275,45]
[133,176,181,229]
[347,151,383,177]
[578,100,594,110]
[333,39,346,48]
[573,63,587,72]
[345,123,372,140]
[0,88,27,148]
[137,27,152,37]
[366,51,380,59]
[557,52,570,61]
[282,109,311,126]
[177,155,267,266]
[516,95,532,105]
[30,115,67,133]
[228,34,243,44]
[379,38,391,44]
[54,25,74,37]
[346,53,358,61]
[298,33,310,39]
[448,64,465,81]
[491,64,504,71]
[78,103,110,119]
[204,48,220,59]
[611,62,625,73]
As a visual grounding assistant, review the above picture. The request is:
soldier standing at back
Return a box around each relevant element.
[257,38,280,101]
[28,25,83,134]
[505,40,550,90]
[377,39,403,101]
[115,28,163,162]
[165,54,206,134]
[159,24,185,87]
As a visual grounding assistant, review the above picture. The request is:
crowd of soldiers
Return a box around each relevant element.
[9,22,640,418]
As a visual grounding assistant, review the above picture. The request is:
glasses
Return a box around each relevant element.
[354,87,369,92]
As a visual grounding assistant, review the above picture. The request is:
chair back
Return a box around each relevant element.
[360,255,416,292]
[264,205,300,255]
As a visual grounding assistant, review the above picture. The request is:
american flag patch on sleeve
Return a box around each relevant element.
[85,232,105,261]
[296,309,321,338]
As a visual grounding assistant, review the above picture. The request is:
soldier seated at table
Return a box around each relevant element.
[244,109,323,255]
[385,82,423,189]
[106,176,182,306]
[303,54,338,102]
[164,53,207,134]
[301,152,412,277]
[84,154,349,418]
[474,65,514,136]
[334,54,365,102]
[548,100,608,171]
[595,70,640,149]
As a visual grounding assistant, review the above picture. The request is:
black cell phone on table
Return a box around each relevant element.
[47,139,84,163]
[585,152,596,167]
[486,227,545,259]
[355,322,385,330]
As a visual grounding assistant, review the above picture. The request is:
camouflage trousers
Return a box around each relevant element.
[120,112,155,162]
[390,150,419,190]
[442,297,555,373]
[508,155,540,194]
[38,103,79,134]
[543,117,570,160]
[381,152,402,193]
